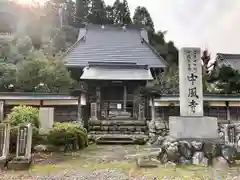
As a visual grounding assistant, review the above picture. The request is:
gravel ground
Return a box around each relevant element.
[0,168,149,180]
[2,169,240,180]
[2,145,240,180]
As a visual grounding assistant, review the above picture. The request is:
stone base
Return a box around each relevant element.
[169,116,219,140]
[137,157,159,168]
[145,136,236,168]
[8,158,32,170]
[0,159,7,169]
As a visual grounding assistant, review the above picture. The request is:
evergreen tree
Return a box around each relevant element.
[105,5,114,24]
[75,0,90,24]
[87,0,107,24]
[112,0,132,24]
[65,0,75,26]
[133,6,154,31]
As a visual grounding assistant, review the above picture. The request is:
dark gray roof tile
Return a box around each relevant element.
[216,53,240,71]
[63,24,166,68]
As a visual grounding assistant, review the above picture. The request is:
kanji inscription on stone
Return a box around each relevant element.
[179,47,203,116]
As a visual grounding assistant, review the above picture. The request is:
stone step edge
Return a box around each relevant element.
[96,140,135,144]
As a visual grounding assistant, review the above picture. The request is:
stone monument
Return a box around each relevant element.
[169,47,219,140]
[8,123,32,170]
[0,123,10,168]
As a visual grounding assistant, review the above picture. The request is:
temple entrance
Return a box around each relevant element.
[101,84,132,120]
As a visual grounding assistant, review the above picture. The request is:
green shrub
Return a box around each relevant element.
[7,105,39,128]
[47,122,88,151]
[6,105,40,152]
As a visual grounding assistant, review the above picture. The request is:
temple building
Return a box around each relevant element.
[216,53,240,71]
[63,24,167,143]
[0,1,240,143]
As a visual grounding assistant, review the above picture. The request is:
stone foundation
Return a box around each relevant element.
[7,158,32,170]
[146,120,240,167]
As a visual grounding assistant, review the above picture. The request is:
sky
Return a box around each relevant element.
[105,0,240,58]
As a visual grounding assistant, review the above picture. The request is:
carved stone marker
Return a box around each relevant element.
[169,47,218,140]
[16,123,32,160]
[138,103,146,121]
[8,123,32,170]
[0,123,10,168]
[179,47,203,116]
[90,102,97,120]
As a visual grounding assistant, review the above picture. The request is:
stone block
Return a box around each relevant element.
[212,157,229,170]
[137,157,159,168]
[7,158,32,170]
[169,116,219,140]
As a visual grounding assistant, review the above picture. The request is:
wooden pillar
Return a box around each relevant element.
[123,85,127,112]
[77,93,83,124]
[226,101,230,123]
[96,87,101,120]
[151,96,155,122]
[0,101,4,122]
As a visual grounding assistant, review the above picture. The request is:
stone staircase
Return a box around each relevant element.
[88,119,149,144]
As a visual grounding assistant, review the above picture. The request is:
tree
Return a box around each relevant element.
[0,59,16,91]
[105,5,114,24]
[15,51,74,92]
[153,65,179,94]
[215,65,240,93]
[87,0,107,24]
[112,0,132,24]
[133,6,154,31]
[75,0,90,23]
[65,0,76,26]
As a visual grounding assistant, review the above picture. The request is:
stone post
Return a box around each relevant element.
[16,123,32,160]
[150,96,155,122]
[138,99,146,121]
[0,123,10,161]
[0,101,4,122]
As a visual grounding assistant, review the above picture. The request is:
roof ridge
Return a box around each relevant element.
[142,38,168,67]
[61,28,86,60]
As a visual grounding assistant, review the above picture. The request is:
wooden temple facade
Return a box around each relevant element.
[62,24,167,142]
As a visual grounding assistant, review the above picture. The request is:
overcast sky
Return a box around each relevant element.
[105,0,240,57]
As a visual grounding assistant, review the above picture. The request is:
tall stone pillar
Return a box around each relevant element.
[138,99,146,121]
[0,101,4,122]
[150,97,155,122]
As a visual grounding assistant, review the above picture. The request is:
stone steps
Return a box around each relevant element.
[89,119,147,126]
[88,119,149,145]
[96,140,135,145]
[89,134,149,145]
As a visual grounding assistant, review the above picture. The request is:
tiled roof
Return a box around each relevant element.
[216,53,240,71]
[63,24,167,68]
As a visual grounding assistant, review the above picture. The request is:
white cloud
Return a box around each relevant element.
[105,0,240,57]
